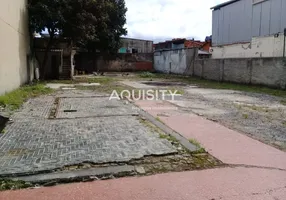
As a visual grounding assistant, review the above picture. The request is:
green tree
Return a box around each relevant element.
[28,0,127,79]
[28,0,68,79]
[63,0,127,53]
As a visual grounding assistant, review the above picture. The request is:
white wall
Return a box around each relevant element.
[211,33,286,59]
[0,0,30,95]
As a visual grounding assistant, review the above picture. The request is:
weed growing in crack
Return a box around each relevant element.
[189,139,206,154]
[155,116,165,124]
[242,114,249,119]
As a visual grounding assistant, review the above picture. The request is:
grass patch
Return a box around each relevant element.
[139,72,156,78]
[282,121,286,127]
[189,139,206,154]
[1,129,6,134]
[159,133,178,143]
[281,100,286,105]
[74,76,114,84]
[0,84,54,110]
[0,179,33,191]
[49,76,114,85]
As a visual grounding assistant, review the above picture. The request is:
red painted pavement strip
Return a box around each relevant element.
[0,167,285,200]
[135,100,286,170]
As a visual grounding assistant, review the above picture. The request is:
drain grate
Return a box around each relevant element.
[63,110,78,113]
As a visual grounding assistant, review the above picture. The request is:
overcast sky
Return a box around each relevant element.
[125,0,226,42]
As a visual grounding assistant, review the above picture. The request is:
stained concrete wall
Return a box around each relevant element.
[202,59,221,81]
[223,59,251,84]
[100,53,153,72]
[211,33,286,59]
[251,58,286,87]
[194,58,286,89]
[76,53,153,73]
[120,38,153,53]
[0,0,30,95]
[154,48,196,74]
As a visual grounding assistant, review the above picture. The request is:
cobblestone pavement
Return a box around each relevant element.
[0,90,176,175]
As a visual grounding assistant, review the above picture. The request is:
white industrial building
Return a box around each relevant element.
[210,0,286,58]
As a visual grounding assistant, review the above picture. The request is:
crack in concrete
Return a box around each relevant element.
[227,164,286,172]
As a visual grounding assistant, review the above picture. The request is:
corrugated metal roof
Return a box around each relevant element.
[210,0,240,10]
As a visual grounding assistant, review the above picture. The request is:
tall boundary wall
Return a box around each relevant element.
[194,58,286,89]
[0,0,31,95]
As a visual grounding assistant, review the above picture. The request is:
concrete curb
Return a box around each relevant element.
[129,101,198,152]
[12,165,137,185]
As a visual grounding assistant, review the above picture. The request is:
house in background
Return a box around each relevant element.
[210,0,286,58]
[0,0,32,95]
[75,37,154,74]
[34,38,74,80]
[118,38,153,53]
[154,37,211,58]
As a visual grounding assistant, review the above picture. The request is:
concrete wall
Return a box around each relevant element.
[194,58,286,89]
[211,33,286,59]
[0,0,30,95]
[202,59,222,81]
[154,48,196,74]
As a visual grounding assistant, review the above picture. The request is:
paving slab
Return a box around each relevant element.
[56,97,137,119]
[135,100,286,170]
[1,167,285,200]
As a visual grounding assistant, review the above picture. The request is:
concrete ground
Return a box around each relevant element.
[1,76,286,199]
